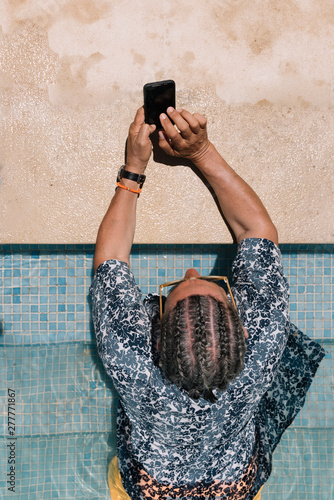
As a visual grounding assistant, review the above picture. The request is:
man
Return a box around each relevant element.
[90,106,325,500]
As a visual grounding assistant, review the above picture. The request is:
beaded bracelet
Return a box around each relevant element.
[116,182,142,195]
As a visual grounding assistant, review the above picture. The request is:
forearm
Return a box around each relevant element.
[93,108,156,272]
[194,143,278,244]
[93,177,139,271]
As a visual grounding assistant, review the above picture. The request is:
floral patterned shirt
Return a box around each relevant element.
[90,238,326,500]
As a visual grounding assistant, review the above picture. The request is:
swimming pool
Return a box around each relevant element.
[0,243,332,499]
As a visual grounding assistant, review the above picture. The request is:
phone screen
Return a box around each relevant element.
[143,80,176,128]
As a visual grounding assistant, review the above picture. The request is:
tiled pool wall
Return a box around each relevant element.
[0,244,333,499]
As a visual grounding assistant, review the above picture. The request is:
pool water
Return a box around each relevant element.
[0,244,333,499]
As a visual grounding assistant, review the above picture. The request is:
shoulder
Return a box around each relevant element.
[234,238,282,267]
[90,259,142,305]
[232,238,289,330]
[92,259,134,287]
[232,238,287,293]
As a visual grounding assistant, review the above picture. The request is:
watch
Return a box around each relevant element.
[117,165,146,189]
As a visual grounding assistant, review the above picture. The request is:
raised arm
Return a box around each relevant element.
[158,108,278,245]
[93,108,156,271]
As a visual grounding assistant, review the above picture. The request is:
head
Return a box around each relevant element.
[159,269,247,403]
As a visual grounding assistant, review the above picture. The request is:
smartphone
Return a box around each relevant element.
[143,79,176,128]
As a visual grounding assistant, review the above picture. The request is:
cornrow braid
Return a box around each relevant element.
[160,295,246,403]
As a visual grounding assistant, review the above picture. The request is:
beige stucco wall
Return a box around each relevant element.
[0,0,333,244]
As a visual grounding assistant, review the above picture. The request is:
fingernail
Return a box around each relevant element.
[158,131,164,139]
[176,108,183,113]
[160,113,167,119]
[167,107,174,113]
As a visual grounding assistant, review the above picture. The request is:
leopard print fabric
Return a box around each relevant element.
[90,238,326,500]
[136,440,260,499]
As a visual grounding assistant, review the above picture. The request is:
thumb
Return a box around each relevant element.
[149,124,156,135]
[137,123,156,142]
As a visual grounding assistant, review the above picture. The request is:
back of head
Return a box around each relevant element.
[160,295,246,403]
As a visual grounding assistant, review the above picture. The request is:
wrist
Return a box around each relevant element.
[117,165,146,191]
[192,143,224,173]
[125,161,147,175]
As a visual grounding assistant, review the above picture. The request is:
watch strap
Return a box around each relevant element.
[118,166,146,188]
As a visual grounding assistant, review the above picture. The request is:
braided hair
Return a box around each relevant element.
[159,295,246,403]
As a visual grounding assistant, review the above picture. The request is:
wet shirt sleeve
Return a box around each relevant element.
[89,260,153,399]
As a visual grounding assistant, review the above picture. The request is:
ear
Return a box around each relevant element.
[243,326,249,339]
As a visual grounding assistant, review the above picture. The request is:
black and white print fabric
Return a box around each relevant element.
[90,238,326,500]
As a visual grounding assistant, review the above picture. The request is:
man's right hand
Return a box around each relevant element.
[158,107,212,165]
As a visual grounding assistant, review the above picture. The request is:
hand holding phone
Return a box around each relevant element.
[158,107,211,164]
[143,80,176,128]
[125,107,156,173]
